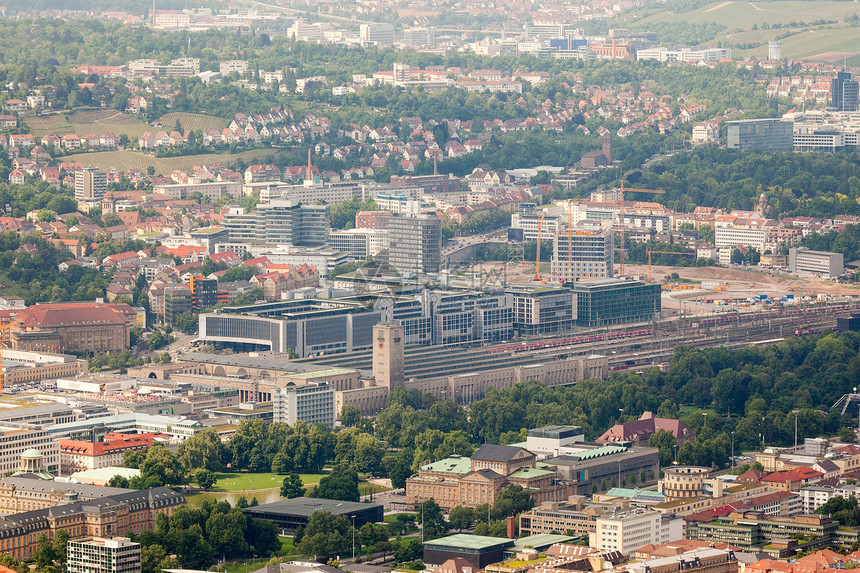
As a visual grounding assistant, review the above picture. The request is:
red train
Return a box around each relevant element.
[489,328,654,354]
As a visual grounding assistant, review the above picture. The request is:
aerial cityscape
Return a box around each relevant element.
[0,2,859,573]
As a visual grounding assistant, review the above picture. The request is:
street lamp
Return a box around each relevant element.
[673,444,679,465]
[351,515,356,561]
[618,408,624,423]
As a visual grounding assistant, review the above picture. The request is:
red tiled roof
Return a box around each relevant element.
[17,303,129,329]
[762,467,823,483]
[59,434,159,456]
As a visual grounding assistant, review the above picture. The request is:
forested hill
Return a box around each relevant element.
[627,147,860,217]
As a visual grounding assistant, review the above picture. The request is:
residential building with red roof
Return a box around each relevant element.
[59,432,167,473]
[761,467,824,491]
[598,411,696,446]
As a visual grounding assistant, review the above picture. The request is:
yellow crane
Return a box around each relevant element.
[534,211,546,282]
[647,249,695,282]
[0,318,23,395]
[618,181,666,277]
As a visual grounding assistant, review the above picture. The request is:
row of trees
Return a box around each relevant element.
[131,500,280,573]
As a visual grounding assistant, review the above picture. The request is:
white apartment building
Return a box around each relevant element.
[68,537,141,573]
[636,47,731,62]
[0,427,61,475]
[272,382,335,427]
[589,508,683,555]
[511,212,560,241]
[788,247,844,278]
[714,227,768,251]
[219,60,249,76]
[360,23,394,46]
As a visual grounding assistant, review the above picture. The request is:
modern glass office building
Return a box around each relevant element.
[726,118,793,152]
[571,278,660,327]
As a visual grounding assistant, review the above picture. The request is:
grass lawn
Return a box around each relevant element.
[279,536,298,555]
[359,482,392,496]
[383,513,418,523]
[63,148,273,175]
[159,111,228,133]
[220,557,271,573]
[210,471,328,492]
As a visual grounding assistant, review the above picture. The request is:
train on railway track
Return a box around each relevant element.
[489,328,654,354]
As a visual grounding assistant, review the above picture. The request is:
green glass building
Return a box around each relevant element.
[571,278,661,327]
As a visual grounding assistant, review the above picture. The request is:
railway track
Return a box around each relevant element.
[295,303,856,381]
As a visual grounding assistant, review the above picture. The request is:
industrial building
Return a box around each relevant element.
[788,247,844,279]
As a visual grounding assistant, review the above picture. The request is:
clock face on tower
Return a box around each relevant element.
[378,341,384,349]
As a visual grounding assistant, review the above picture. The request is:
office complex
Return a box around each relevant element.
[67,537,141,573]
[831,70,859,112]
[74,167,107,202]
[0,429,60,475]
[636,47,730,62]
[571,279,660,327]
[726,119,794,152]
[189,275,219,311]
[328,228,388,261]
[222,200,329,247]
[359,23,394,46]
[685,511,857,555]
[387,212,442,276]
[551,228,614,281]
[509,287,577,335]
[199,290,516,356]
[714,227,768,251]
[590,508,683,555]
[272,382,335,427]
[788,247,844,279]
[163,286,192,325]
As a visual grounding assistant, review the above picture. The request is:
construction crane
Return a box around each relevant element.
[618,181,666,277]
[647,249,695,282]
[534,211,546,282]
[0,318,23,395]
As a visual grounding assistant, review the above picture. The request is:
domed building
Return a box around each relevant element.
[15,448,53,479]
